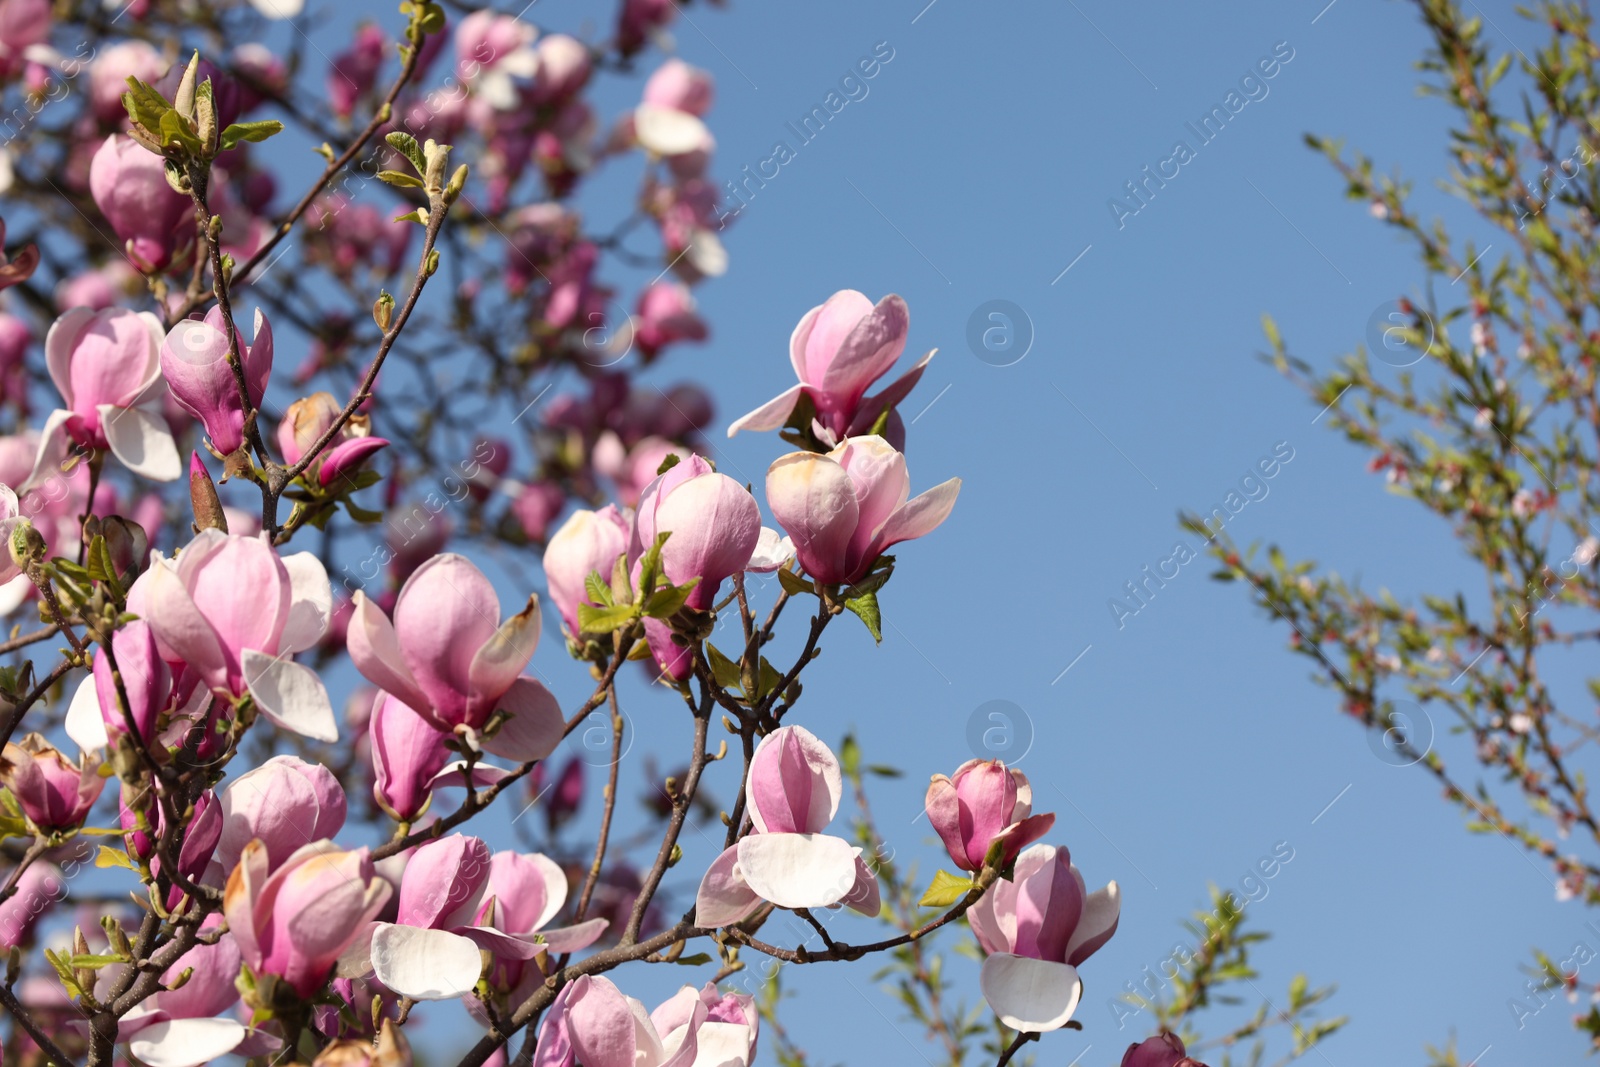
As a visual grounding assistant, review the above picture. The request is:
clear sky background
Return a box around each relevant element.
[225,0,1587,1064]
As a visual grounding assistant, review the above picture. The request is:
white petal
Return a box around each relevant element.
[735,833,860,910]
[65,674,108,752]
[277,552,332,654]
[248,0,305,16]
[369,924,483,1001]
[0,575,28,616]
[634,105,711,156]
[745,528,794,573]
[978,954,1082,1034]
[726,384,804,439]
[22,409,73,495]
[99,404,180,482]
[685,229,728,278]
[688,1021,753,1067]
[240,649,338,742]
[127,1017,248,1067]
[1064,879,1120,965]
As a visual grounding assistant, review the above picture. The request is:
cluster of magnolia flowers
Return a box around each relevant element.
[0,284,1176,1065]
[0,0,732,577]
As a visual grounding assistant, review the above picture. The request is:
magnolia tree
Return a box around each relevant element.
[0,3,1348,1067]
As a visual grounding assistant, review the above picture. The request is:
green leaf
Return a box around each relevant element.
[578,602,638,635]
[643,578,698,620]
[378,169,425,189]
[839,733,860,776]
[705,643,743,692]
[385,130,427,173]
[844,589,882,643]
[841,565,892,601]
[219,120,283,150]
[918,870,975,908]
[95,846,138,871]
[777,566,812,597]
[636,531,672,598]
[672,952,713,967]
[584,571,614,608]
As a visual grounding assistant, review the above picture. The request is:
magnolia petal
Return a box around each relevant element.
[457,924,547,961]
[536,917,608,954]
[736,833,860,910]
[841,855,881,918]
[317,436,389,488]
[687,1021,752,1067]
[126,1017,248,1067]
[146,555,229,687]
[248,0,306,17]
[467,595,541,709]
[240,649,338,743]
[65,674,109,752]
[745,527,795,573]
[685,229,728,278]
[978,954,1082,1034]
[694,845,761,928]
[634,104,711,156]
[99,403,180,482]
[726,383,804,438]
[278,552,332,654]
[346,591,430,715]
[850,349,937,436]
[0,575,28,616]
[428,760,514,791]
[481,676,563,763]
[22,409,74,495]
[44,308,95,407]
[877,476,961,550]
[1064,880,1120,966]
[369,924,484,1001]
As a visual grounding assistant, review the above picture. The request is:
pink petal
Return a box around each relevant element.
[725,383,804,438]
[693,845,761,928]
[875,476,961,554]
[346,591,431,717]
[316,435,389,487]
[481,676,564,763]
[765,451,859,586]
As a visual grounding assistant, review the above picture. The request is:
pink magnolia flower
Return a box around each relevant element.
[88,135,193,272]
[0,862,60,947]
[531,34,590,103]
[0,0,50,78]
[0,733,104,832]
[361,835,580,1002]
[533,974,708,1067]
[649,983,759,1067]
[329,24,386,119]
[543,756,584,833]
[544,505,630,635]
[276,391,390,488]
[695,726,879,925]
[925,760,1054,873]
[0,217,37,291]
[41,306,180,481]
[120,785,222,909]
[161,307,274,457]
[633,282,707,361]
[144,529,338,742]
[216,755,348,875]
[224,839,391,999]
[368,691,451,823]
[474,848,608,1003]
[631,454,761,611]
[0,482,22,585]
[85,620,170,747]
[728,290,933,447]
[116,913,249,1067]
[766,435,959,586]
[510,481,565,543]
[456,9,538,109]
[616,0,674,57]
[1123,1033,1206,1067]
[88,41,164,123]
[347,554,564,761]
[970,843,1121,1033]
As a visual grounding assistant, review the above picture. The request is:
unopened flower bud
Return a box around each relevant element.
[188,452,228,533]
[373,291,394,332]
[9,519,42,569]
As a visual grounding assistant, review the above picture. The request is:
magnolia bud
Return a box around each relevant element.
[188,452,228,533]
[8,519,41,569]
[373,291,394,332]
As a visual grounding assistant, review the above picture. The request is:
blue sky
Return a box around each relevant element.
[233,0,1587,1063]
